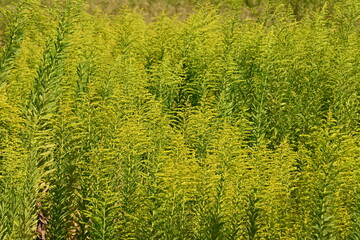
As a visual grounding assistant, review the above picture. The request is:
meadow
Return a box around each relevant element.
[0,0,359,239]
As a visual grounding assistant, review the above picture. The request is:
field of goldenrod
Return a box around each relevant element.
[0,0,359,239]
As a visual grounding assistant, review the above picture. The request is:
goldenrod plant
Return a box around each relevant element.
[0,0,359,239]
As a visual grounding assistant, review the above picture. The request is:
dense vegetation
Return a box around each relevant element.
[0,0,359,239]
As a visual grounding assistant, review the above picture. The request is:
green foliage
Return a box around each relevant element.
[0,0,26,88]
[0,0,359,239]
[244,189,261,240]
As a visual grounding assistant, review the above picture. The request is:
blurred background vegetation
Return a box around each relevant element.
[0,0,338,47]
[0,0,338,19]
